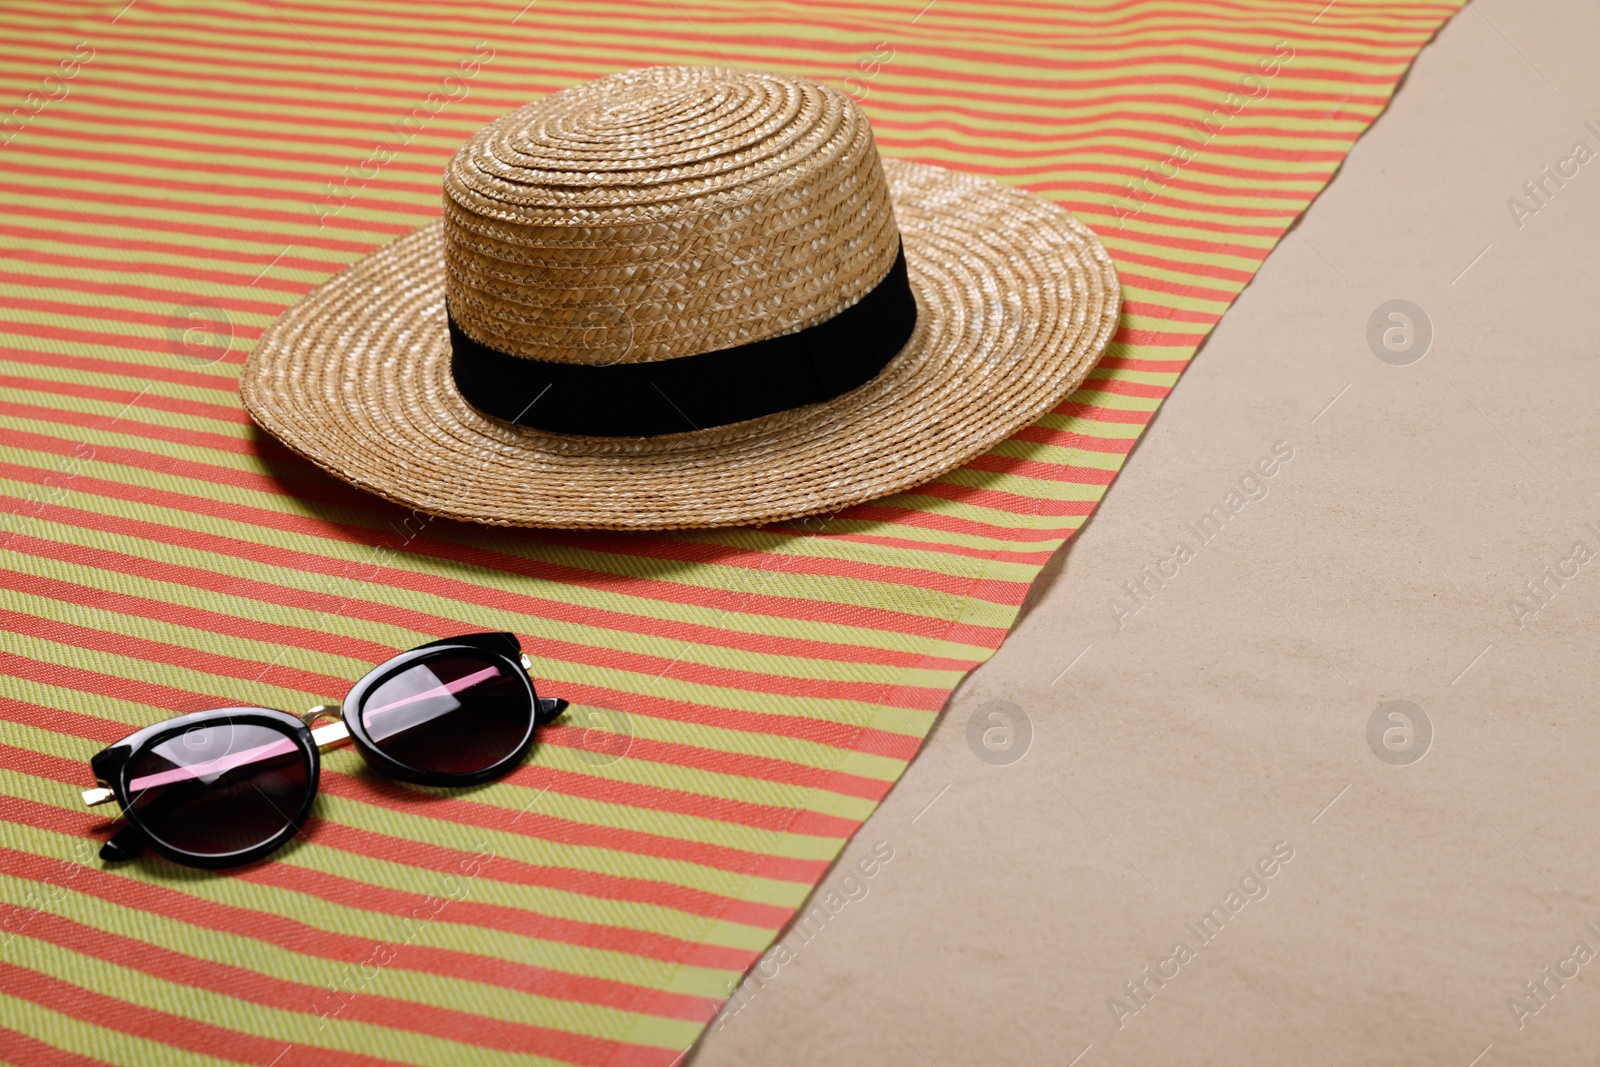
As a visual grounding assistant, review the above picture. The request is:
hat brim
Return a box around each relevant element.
[241,159,1120,530]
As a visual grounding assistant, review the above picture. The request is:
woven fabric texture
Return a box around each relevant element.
[0,1,1460,1064]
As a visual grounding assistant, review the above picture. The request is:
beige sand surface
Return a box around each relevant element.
[689,3,1600,1064]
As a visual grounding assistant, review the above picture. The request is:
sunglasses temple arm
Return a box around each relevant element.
[519,654,568,725]
[100,825,144,863]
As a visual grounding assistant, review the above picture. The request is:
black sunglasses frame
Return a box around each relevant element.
[90,705,320,869]
[84,632,567,869]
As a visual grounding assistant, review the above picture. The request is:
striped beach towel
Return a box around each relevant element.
[0,1,1461,1063]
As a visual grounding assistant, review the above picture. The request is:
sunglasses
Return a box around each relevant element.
[80,632,567,869]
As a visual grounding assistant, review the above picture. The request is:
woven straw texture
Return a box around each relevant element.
[0,1,1462,1065]
[443,65,903,366]
[242,128,1122,528]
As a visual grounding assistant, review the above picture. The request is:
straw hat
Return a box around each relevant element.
[242,65,1120,530]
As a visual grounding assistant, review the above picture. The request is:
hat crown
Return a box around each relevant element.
[442,65,901,365]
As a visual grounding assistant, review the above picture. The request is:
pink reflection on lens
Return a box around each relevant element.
[362,664,499,741]
[129,734,300,793]
[126,720,310,859]
[359,654,530,776]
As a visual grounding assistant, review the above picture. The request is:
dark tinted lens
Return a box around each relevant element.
[127,721,310,858]
[360,652,533,776]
